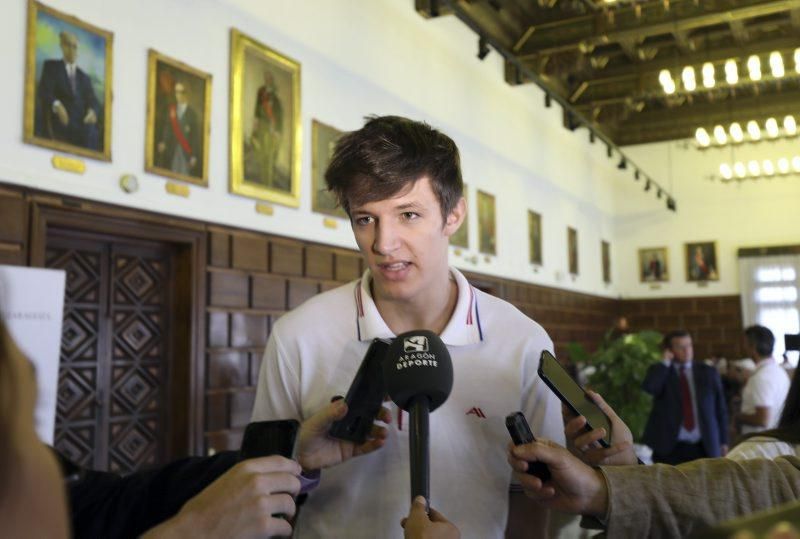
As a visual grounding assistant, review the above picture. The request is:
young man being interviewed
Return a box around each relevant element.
[252,115,563,538]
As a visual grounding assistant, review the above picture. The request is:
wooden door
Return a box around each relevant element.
[46,229,175,474]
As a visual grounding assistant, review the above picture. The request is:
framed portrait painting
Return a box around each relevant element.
[602,240,611,284]
[685,241,719,282]
[567,227,578,275]
[229,29,301,206]
[477,190,496,256]
[528,210,542,265]
[24,0,113,160]
[638,247,669,282]
[449,183,468,249]
[311,119,345,218]
[145,50,211,186]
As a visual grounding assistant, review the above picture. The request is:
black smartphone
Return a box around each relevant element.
[537,350,612,447]
[505,412,551,481]
[329,338,391,444]
[240,419,299,460]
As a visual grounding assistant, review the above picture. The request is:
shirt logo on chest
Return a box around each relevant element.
[465,406,487,419]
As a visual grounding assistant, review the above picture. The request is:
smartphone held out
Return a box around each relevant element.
[537,350,612,447]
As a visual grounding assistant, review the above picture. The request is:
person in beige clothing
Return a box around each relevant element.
[508,391,800,537]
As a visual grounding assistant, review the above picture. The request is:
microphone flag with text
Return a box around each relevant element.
[383,330,453,506]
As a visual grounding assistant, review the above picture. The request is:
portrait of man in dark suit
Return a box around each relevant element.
[24,2,112,160]
[642,330,729,464]
[36,31,100,150]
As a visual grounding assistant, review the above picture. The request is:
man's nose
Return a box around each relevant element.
[372,222,400,254]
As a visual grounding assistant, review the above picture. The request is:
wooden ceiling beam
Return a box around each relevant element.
[570,36,800,88]
[612,88,800,144]
[516,0,800,58]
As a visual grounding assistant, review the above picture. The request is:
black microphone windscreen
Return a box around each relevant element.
[383,330,453,412]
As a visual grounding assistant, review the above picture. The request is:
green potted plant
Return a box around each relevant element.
[566,329,662,441]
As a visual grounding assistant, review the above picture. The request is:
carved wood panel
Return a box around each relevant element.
[46,231,173,474]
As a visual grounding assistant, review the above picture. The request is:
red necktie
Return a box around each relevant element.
[679,366,695,430]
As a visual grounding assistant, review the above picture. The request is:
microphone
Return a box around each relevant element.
[383,330,453,506]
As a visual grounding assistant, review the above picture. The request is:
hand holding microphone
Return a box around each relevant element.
[383,330,453,507]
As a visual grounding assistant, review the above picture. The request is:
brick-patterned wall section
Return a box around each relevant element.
[622,296,744,359]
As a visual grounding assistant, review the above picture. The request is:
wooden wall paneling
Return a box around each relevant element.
[305,246,334,280]
[230,313,268,348]
[230,392,256,428]
[270,240,303,276]
[288,279,320,309]
[207,351,249,389]
[251,274,287,310]
[208,270,249,307]
[249,351,263,386]
[0,187,28,265]
[206,393,229,432]
[207,312,229,347]
[208,230,230,267]
[334,252,361,282]
[231,234,268,272]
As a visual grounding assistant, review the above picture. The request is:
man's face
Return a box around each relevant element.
[670,335,694,364]
[174,83,187,105]
[60,33,78,64]
[350,177,464,305]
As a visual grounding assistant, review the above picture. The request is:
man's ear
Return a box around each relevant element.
[443,196,466,237]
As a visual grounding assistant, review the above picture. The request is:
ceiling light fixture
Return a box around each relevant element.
[695,127,710,147]
[725,59,738,85]
[747,120,761,141]
[747,55,762,81]
[477,35,490,60]
[734,162,746,178]
[784,115,797,136]
[763,160,775,176]
[682,66,696,91]
[713,125,727,145]
[765,117,779,138]
[719,163,733,180]
[778,157,790,174]
[729,122,744,143]
[770,51,785,78]
[702,62,715,88]
[795,48,800,74]
[659,69,676,94]
[747,160,761,177]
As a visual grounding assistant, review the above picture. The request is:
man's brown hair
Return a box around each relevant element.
[324,115,463,222]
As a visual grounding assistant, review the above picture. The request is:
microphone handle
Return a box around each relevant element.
[409,394,430,508]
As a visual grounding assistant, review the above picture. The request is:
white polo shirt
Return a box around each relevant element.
[740,358,791,435]
[252,267,564,538]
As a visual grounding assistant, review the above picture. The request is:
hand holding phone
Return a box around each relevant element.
[505,412,551,482]
[329,338,391,444]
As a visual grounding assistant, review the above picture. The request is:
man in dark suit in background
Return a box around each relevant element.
[643,330,729,464]
[36,31,100,150]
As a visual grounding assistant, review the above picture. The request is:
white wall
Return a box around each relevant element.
[0,0,650,298]
[616,138,800,298]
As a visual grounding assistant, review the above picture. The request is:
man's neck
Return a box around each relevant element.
[754,355,772,365]
[373,274,458,336]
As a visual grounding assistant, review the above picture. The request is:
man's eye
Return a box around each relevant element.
[402,212,419,220]
[354,216,373,226]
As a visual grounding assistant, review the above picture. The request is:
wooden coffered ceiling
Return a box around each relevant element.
[416,0,800,146]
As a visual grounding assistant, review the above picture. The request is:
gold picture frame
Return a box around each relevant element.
[229,29,301,206]
[145,50,211,186]
[528,210,542,265]
[311,119,346,218]
[638,247,669,282]
[23,0,113,161]
[567,227,579,275]
[449,183,469,249]
[685,241,719,282]
[477,190,496,256]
